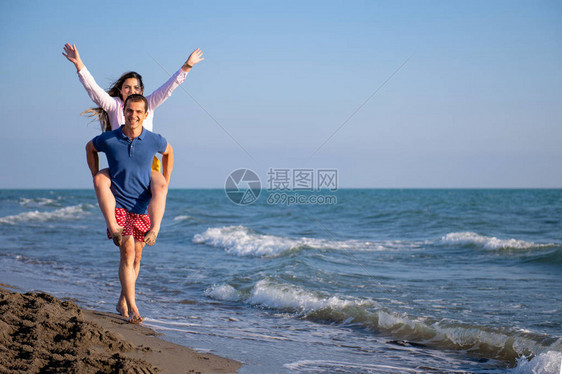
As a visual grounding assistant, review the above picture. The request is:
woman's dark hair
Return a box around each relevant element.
[81,72,144,132]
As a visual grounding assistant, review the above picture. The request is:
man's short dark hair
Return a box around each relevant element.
[124,94,148,113]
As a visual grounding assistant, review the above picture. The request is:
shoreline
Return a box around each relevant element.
[0,284,241,373]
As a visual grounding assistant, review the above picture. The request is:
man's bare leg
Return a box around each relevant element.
[118,236,145,323]
[94,169,123,246]
[116,238,144,318]
[144,171,168,246]
[116,291,128,318]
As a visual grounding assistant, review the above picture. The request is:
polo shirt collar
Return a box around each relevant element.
[119,125,146,140]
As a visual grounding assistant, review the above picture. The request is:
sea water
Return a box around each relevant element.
[0,189,561,373]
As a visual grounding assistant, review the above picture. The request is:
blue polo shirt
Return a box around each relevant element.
[92,126,167,214]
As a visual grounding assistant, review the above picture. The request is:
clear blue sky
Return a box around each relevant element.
[1,0,560,188]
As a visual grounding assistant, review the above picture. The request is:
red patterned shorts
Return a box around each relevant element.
[107,208,151,242]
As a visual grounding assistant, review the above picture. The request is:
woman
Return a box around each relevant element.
[63,43,203,247]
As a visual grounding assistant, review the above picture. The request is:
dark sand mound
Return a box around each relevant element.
[0,287,241,373]
[0,289,155,373]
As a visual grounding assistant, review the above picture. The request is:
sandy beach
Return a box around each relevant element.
[0,284,241,373]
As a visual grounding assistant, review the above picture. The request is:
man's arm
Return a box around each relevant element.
[161,143,174,184]
[85,141,99,177]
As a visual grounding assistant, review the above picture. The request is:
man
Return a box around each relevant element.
[86,94,174,324]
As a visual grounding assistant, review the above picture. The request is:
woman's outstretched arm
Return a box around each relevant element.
[63,43,119,113]
[181,48,204,73]
[145,49,205,113]
[62,43,85,72]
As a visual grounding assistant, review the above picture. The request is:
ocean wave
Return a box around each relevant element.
[193,226,298,257]
[0,204,94,225]
[206,279,562,363]
[523,247,562,265]
[284,359,432,373]
[509,350,562,374]
[204,284,241,302]
[247,279,372,312]
[19,197,61,207]
[440,232,554,250]
[173,215,194,221]
[193,226,416,257]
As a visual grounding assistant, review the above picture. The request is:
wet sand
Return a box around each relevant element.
[0,284,241,373]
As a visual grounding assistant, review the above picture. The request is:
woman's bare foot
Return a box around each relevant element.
[110,226,124,247]
[144,227,159,246]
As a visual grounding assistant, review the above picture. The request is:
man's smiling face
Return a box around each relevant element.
[124,100,148,132]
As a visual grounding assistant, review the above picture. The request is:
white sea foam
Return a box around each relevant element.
[284,359,429,373]
[206,278,561,362]
[441,232,550,250]
[193,226,298,257]
[377,310,418,331]
[204,284,241,302]
[246,279,370,312]
[0,204,93,225]
[19,197,59,207]
[173,215,193,221]
[509,350,562,374]
[205,279,373,316]
[193,225,415,257]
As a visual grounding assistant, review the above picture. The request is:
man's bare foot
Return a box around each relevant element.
[111,226,124,247]
[144,228,159,246]
[116,300,128,318]
[128,313,143,324]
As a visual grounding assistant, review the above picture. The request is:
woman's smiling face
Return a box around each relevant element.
[120,78,143,101]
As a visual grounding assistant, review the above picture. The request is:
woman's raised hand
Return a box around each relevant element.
[182,49,204,71]
[63,43,85,72]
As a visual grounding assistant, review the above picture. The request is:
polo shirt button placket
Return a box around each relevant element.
[129,139,134,158]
